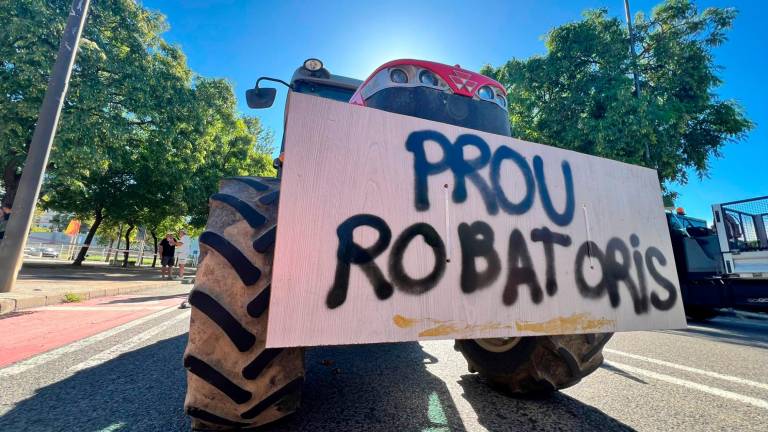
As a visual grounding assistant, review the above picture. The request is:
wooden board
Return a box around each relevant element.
[266,92,686,348]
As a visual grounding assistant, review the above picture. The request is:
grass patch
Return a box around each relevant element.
[62,292,83,303]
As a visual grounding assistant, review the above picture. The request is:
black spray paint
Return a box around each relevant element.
[458,221,501,294]
[326,214,393,309]
[326,130,677,313]
[531,227,572,296]
[388,223,446,295]
[406,130,575,226]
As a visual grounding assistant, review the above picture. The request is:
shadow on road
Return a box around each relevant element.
[659,317,768,350]
[17,261,178,282]
[265,342,633,432]
[0,335,190,432]
[0,338,632,431]
[264,342,466,432]
[601,363,649,385]
[457,373,636,431]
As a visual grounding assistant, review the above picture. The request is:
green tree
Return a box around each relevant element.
[243,116,276,155]
[481,0,752,191]
[5,0,277,267]
[34,0,192,265]
[0,0,166,206]
[182,78,275,228]
[1,0,64,206]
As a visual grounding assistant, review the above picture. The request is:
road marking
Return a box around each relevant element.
[605,349,768,391]
[604,360,768,410]
[96,422,126,432]
[420,341,483,431]
[71,311,190,371]
[0,306,179,378]
[32,306,170,311]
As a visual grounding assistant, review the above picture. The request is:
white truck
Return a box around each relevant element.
[668,196,768,319]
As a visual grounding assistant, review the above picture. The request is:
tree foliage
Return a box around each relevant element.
[481,0,752,189]
[1,0,274,264]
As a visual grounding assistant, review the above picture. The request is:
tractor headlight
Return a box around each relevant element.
[478,85,494,100]
[303,58,323,72]
[419,70,438,86]
[390,68,408,84]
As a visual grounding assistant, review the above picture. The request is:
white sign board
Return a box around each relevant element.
[266,93,686,348]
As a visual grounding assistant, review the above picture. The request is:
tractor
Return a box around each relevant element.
[183,59,613,430]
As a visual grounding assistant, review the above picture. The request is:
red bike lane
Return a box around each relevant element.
[0,293,187,368]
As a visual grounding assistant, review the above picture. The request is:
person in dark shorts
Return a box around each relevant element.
[158,232,177,279]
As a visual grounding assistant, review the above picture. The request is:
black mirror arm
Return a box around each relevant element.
[256,77,294,91]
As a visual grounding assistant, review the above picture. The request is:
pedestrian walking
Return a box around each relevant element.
[176,229,190,279]
[0,204,11,242]
[158,232,176,279]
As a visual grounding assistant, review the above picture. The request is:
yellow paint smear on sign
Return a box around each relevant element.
[393,313,615,338]
[392,314,419,329]
[514,313,615,333]
[418,324,461,337]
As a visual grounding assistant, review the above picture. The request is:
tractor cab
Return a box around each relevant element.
[350,59,511,136]
[246,58,362,108]
[247,58,511,172]
[247,59,510,137]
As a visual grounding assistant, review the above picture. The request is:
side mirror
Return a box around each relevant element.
[246,87,277,109]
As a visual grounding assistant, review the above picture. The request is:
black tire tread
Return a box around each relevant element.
[184,177,304,431]
[456,332,613,394]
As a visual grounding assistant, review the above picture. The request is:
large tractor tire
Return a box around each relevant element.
[184,177,304,430]
[455,333,612,395]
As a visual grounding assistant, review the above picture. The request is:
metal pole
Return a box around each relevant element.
[112,223,124,265]
[0,0,91,293]
[623,0,651,164]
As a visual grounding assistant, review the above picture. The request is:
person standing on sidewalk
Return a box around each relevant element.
[158,232,176,279]
[176,229,190,279]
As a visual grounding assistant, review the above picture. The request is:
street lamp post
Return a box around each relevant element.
[0,0,91,293]
[623,0,651,165]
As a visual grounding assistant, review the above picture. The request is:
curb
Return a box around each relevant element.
[0,281,187,316]
[0,298,16,315]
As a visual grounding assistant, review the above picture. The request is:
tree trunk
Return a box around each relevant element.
[150,229,158,268]
[2,160,21,208]
[72,208,103,266]
[122,223,135,267]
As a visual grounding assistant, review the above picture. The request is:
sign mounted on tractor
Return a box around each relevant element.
[266,92,686,348]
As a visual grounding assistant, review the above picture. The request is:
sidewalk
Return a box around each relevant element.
[0,260,194,315]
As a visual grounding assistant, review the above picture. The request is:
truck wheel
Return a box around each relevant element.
[184,177,304,430]
[455,333,612,395]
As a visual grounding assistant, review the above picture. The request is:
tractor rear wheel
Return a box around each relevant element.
[455,333,612,395]
[184,177,304,430]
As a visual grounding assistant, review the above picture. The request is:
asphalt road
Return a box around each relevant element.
[1,286,766,432]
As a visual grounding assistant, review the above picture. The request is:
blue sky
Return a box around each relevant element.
[141,0,765,222]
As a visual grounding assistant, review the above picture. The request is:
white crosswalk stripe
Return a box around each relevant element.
[0,306,179,378]
[605,360,768,410]
[70,311,190,372]
[605,348,768,391]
